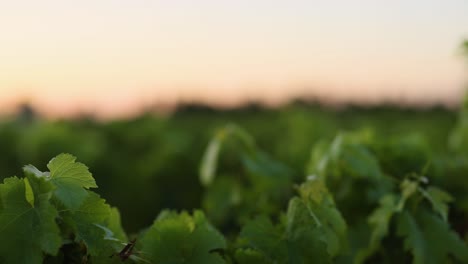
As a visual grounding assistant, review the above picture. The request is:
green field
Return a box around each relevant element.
[1,101,468,263]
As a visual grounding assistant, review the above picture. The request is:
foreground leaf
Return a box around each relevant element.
[0,176,61,263]
[239,215,288,262]
[396,179,418,211]
[397,209,468,264]
[239,179,347,263]
[420,186,453,222]
[61,191,115,257]
[297,179,347,256]
[141,210,226,264]
[355,194,397,263]
[48,153,97,210]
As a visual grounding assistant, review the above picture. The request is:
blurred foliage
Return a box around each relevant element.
[0,103,460,233]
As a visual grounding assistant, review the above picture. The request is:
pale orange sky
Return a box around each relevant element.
[0,1,467,118]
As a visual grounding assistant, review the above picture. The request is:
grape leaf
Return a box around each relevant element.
[339,143,382,180]
[61,191,115,256]
[47,153,98,210]
[24,177,35,207]
[308,133,382,180]
[355,194,397,263]
[297,179,347,256]
[199,124,256,187]
[107,207,128,242]
[239,179,347,263]
[286,197,334,263]
[23,164,49,178]
[239,215,288,262]
[397,209,468,264]
[419,186,453,222]
[396,179,418,211]
[141,210,226,264]
[200,132,223,186]
[0,176,61,263]
[240,201,332,264]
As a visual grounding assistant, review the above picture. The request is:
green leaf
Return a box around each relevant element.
[420,186,453,222]
[23,164,49,178]
[0,176,61,264]
[21,154,123,262]
[285,198,333,263]
[107,207,128,242]
[24,177,35,207]
[240,199,334,263]
[397,179,418,211]
[368,194,397,248]
[339,143,382,180]
[397,209,468,264]
[94,208,127,245]
[355,194,397,263]
[61,191,114,256]
[45,153,97,210]
[241,151,292,184]
[297,179,347,256]
[141,210,226,264]
[239,179,347,263]
[240,215,287,262]
[200,133,223,186]
[199,124,258,187]
[306,140,332,177]
[308,133,382,181]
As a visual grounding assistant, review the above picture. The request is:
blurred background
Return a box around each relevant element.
[0,1,467,232]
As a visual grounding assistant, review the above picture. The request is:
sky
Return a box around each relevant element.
[0,0,467,118]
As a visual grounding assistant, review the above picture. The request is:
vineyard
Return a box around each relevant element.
[1,101,468,263]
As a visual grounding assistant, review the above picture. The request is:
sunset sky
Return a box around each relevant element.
[1,1,467,118]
